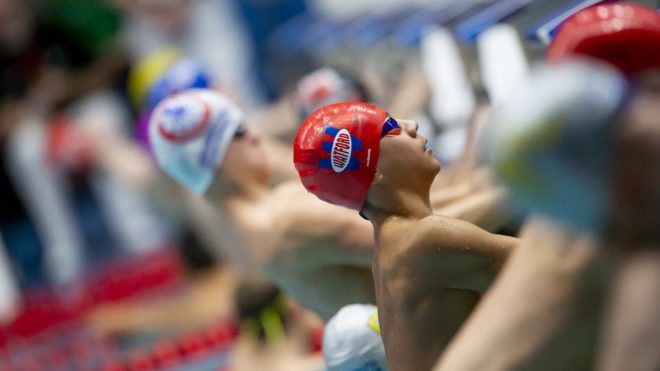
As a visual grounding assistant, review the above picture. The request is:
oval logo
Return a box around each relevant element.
[331,128,352,173]
[157,94,211,143]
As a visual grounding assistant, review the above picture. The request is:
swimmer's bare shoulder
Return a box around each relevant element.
[407,215,517,291]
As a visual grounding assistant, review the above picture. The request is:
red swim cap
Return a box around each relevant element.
[294,102,389,210]
[547,3,660,76]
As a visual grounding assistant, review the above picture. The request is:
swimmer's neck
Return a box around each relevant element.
[363,187,433,228]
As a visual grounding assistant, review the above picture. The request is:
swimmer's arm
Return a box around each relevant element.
[307,205,375,254]
[246,97,298,140]
[87,269,237,338]
[443,106,492,185]
[430,166,498,211]
[434,218,603,371]
[430,181,473,209]
[261,137,298,184]
[88,295,219,338]
[387,68,431,118]
[412,216,518,292]
[436,187,511,231]
[595,249,660,371]
[338,213,377,253]
[287,196,374,263]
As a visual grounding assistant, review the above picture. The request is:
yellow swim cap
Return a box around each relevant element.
[128,48,182,108]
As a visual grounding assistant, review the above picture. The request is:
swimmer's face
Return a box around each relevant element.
[219,125,269,185]
[377,118,440,185]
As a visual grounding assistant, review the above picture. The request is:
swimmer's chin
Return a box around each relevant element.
[432,157,442,174]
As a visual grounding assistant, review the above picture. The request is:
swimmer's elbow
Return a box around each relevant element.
[495,235,519,260]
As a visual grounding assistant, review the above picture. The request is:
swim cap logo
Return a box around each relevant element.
[331,129,352,172]
[319,127,362,173]
[158,95,210,143]
[367,313,381,334]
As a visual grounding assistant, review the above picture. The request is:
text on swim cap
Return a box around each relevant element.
[319,127,361,172]
[332,129,352,172]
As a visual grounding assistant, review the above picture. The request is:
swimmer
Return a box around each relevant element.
[293,102,518,370]
[435,5,660,370]
[97,48,297,187]
[149,89,509,322]
[597,73,660,371]
[436,63,654,371]
[150,89,374,320]
[435,216,606,371]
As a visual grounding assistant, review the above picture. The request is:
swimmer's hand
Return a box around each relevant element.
[86,304,136,339]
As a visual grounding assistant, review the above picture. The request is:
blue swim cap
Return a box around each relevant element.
[146,58,214,111]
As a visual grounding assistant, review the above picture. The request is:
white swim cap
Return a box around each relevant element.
[485,60,628,231]
[323,304,387,371]
[149,89,243,195]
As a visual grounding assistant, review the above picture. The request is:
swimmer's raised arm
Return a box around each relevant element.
[386,67,431,119]
[281,188,374,263]
[430,166,501,213]
[410,215,517,292]
[436,187,511,231]
[260,136,298,184]
[430,181,473,210]
[434,218,603,371]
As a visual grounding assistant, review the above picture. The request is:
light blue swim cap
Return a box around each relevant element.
[485,60,628,232]
[149,89,243,195]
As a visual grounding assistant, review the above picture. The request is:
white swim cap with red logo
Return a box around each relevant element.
[149,89,243,195]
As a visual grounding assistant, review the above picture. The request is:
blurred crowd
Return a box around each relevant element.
[0,0,658,370]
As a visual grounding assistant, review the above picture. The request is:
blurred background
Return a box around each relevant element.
[0,0,657,370]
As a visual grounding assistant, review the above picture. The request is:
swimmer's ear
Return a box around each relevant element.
[372,168,384,185]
